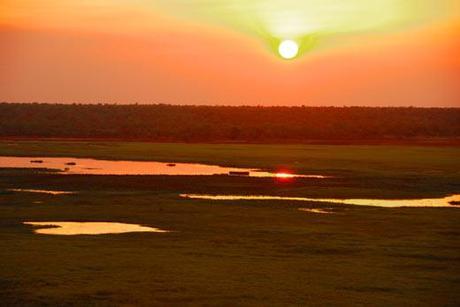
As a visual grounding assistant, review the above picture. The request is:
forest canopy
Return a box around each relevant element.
[0,103,459,143]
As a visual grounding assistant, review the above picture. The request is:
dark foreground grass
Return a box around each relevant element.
[0,141,459,306]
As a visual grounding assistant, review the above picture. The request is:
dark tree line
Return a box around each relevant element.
[0,103,459,142]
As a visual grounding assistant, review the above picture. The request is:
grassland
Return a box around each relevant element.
[0,141,459,306]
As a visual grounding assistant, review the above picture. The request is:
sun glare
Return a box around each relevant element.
[278,40,299,59]
[275,172,295,179]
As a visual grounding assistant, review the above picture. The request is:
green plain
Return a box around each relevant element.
[0,141,459,306]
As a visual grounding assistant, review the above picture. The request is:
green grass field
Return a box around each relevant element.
[1,141,459,306]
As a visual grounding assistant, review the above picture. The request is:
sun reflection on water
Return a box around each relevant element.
[0,156,327,179]
[24,222,169,235]
[181,194,460,208]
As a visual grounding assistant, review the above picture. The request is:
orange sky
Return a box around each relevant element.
[0,1,459,106]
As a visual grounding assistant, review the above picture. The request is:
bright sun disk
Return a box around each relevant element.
[278,40,299,59]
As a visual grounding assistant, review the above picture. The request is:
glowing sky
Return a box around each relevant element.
[1,0,459,106]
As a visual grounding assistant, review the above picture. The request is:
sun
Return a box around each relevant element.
[278,40,299,59]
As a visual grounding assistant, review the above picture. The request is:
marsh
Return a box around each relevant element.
[0,141,459,306]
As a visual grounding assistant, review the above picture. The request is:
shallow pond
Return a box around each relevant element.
[180,194,460,208]
[298,208,334,214]
[0,156,325,178]
[24,222,169,235]
[8,189,75,195]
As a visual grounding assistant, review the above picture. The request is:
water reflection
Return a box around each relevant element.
[298,208,334,214]
[8,189,75,195]
[0,156,326,178]
[180,194,460,208]
[24,222,169,235]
